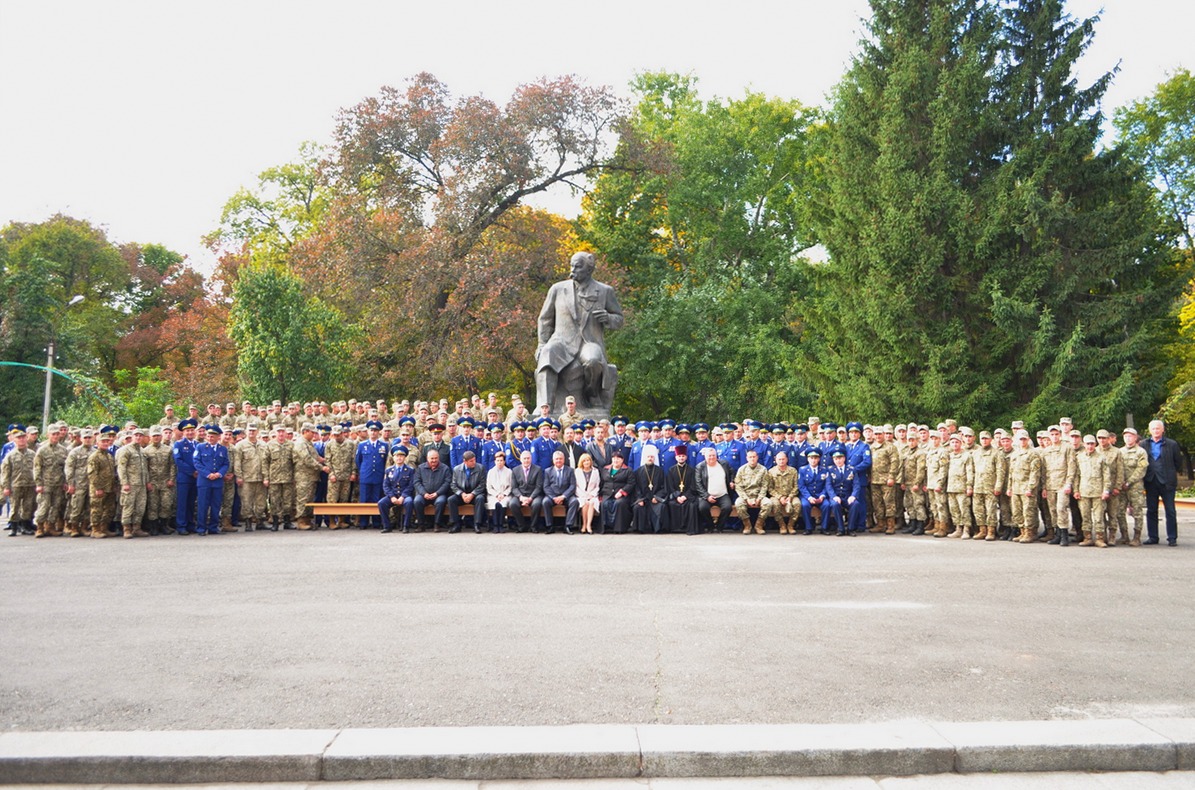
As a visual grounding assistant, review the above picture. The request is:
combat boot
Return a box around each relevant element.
[33,521,47,538]
[1013,527,1026,543]
[1022,529,1036,544]
[1041,526,1055,544]
[984,525,996,541]
[49,521,64,537]
[1047,530,1062,545]
[754,518,766,535]
[1095,530,1107,548]
[884,518,896,535]
[947,526,963,538]
[742,520,752,535]
[1079,531,1095,547]
[90,525,108,538]
[271,517,280,532]
[910,520,925,536]
[123,526,135,538]
[1059,529,1070,546]
[133,525,151,537]
[962,525,973,540]
[1130,528,1142,547]
[297,518,312,530]
[932,523,948,537]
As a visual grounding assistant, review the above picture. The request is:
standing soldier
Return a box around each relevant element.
[324,425,357,529]
[235,423,269,532]
[63,429,94,537]
[1007,430,1044,543]
[900,431,928,536]
[115,427,151,538]
[924,431,951,537]
[87,427,119,538]
[193,425,230,535]
[33,423,70,537]
[1041,427,1071,544]
[1096,429,1126,545]
[143,426,176,535]
[219,428,240,532]
[173,419,199,535]
[2,427,37,537]
[1120,427,1149,547]
[355,420,389,528]
[767,451,799,534]
[292,424,328,530]
[968,431,1002,541]
[943,435,973,538]
[265,427,295,531]
[1072,434,1110,547]
[869,425,903,534]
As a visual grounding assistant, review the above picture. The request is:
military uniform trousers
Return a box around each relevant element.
[903,488,928,522]
[67,488,90,525]
[327,479,352,504]
[294,475,319,519]
[929,490,952,529]
[268,481,294,521]
[1107,492,1128,540]
[1078,496,1106,539]
[161,483,176,524]
[90,489,116,529]
[35,486,67,527]
[971,492,998,527]
[196,483,223,533]
[870,483,897,520]
[221,478,237,525]
[1010,492,1039,534]
[997,493,1013,528]
[1036,490,1054,529]
[240,481,266,522]
[120,486,147,527]
[946,493,971,533]
[146,483,172,522]
[7,487,35,521]
[175,476,197,530]
[1046,489,1070,534]
[1124,483,1146,538]
[733,496,772,522]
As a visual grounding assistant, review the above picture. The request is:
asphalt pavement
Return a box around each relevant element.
[1,509,1192,731]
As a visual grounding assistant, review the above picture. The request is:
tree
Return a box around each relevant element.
[580,72,820,418]
[227,263,360,404]
[112,366,176,428]
[1114,69,1195,251]
[804,0,1182,427]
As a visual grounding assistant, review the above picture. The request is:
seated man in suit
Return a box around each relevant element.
[507,450,544,533]
[448,450,487,533]
[695,446,735,533]
[541,450,579,534]
[412,449,451,531]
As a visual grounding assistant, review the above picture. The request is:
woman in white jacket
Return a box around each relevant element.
[574,452,601,534]
[485,451,513,533]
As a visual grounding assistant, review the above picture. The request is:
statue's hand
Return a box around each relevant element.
[592,309,609,325]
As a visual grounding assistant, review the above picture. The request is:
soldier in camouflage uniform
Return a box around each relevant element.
[87,429,119,538]
[925,431,951,537]
[32,423,69,537]
[1095,429,1126,545]
[1119,427,1149,547]
[1072,434,1110,547]
[2,428,37,536]
[143,426,176,535]
[900,431,928,535]
[292,424,328,530]
[115,428,151,538]
[265,427,295,530]
[1007,430,1043,543]
[219,429,239,532]
[63,429,94,537]
[767,451,799,534]
[733,450,771,534]
[943,436,974,538]
[234,423,268,531]
[969,431,1003,541]
[323,425,357,529]
[869,425,903,534]
[1040,428,1070,544]
[992,430,1015,539]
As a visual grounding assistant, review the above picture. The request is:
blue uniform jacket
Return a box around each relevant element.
[356,439,389,485]
[531,437,561,471]
[193,442,229,488]
[826,463,864,501]
[382,463,414,499]
[798,464,831,503]
[846,441,872,483]
[173,438,196,479]
[450,434,483,468]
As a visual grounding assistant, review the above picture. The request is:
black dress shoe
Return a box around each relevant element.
[381,528,392,533]
[448,525,461,534]
[564,525,574,534]
[1144,537,1159,545]
[1168,539,1177,546]
[474,525,481,534]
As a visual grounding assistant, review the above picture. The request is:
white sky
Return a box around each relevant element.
[1,0,1191,273]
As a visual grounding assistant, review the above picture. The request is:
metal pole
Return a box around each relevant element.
[42,338,55,434]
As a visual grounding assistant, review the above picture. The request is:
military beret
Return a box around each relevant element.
[366,420,383,430]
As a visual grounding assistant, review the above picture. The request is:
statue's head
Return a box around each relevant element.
[569,251,596,283]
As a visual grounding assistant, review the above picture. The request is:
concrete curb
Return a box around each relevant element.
[1,719,1193,784]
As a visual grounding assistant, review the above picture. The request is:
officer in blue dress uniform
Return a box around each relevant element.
[789,425,812,469]
[356,419,389,528]
[824,448,864,536]
[629,422,654,470]
[172,418,199,534]
[509,421,534,464]
[770,424,793,466]
[743,420,772,469]
[797,449,831,534]
[193,425,230,535]
[481,423,507,470]
[531,419,561,470]
[654,419,681,473]
[714,423,744,473]
[313,425,330,528]
[690,423,716,463]
[378,444,415,532]
[450,417,483,467]
[607,416,634,462]
[820,423,847,459]
[844,421,872,533]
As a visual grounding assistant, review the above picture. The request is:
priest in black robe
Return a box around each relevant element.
[666,444,700,535]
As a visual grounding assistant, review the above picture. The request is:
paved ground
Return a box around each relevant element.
[1,510,1192,731]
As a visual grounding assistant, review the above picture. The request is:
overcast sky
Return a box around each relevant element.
[1,0,1190,273]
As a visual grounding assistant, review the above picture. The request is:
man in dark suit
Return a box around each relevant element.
[448,451,487,533]
[541,450,578,534]
[413,449,452,531]
[1143,419,1184,546]
[694,446,735,533]
[507,450,544,533]
[599,452,635,534]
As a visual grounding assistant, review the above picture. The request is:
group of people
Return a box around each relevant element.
[1,393,1187,548]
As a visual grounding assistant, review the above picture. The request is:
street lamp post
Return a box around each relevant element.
[42,294,85,433]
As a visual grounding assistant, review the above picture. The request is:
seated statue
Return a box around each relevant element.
[535,251,624,419]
